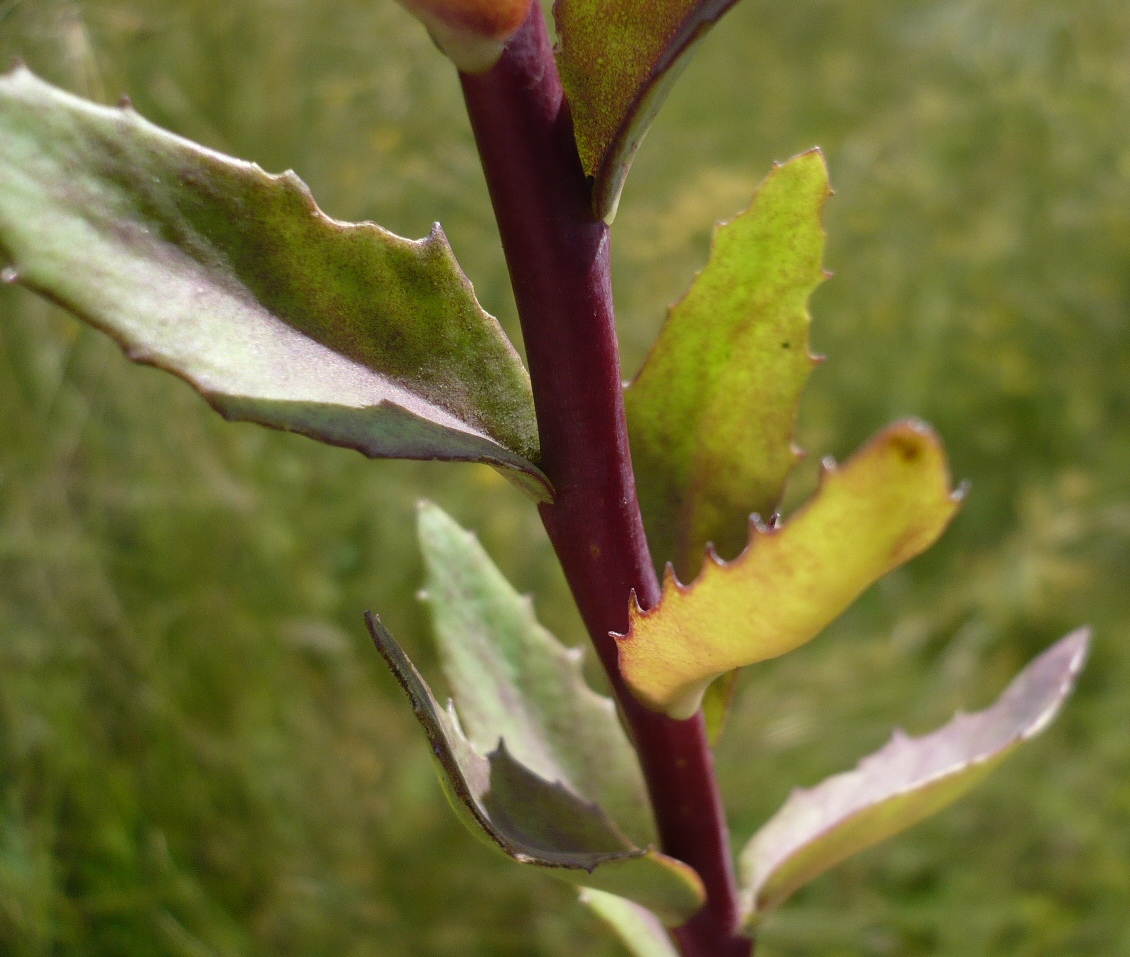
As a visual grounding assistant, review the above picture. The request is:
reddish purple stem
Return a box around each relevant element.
[459,8,751,956]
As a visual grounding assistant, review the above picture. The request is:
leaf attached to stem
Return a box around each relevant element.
[738,628,1090,922]
[0,67,550,500]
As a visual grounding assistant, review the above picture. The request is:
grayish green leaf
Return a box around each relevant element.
[418,502,657,846]
[0,67,549,500]
[366,614,706,924]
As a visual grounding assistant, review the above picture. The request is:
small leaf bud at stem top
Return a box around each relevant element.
[395,0,533,73]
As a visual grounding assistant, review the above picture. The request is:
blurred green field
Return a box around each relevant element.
[1,0,1127,954]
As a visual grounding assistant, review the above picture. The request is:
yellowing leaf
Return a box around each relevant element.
[0,67,549,501]
[739,628,1090,922]
[555,0,742,220]
[366,615,705,925]
[618,421,963,719]
[625,151,829,581]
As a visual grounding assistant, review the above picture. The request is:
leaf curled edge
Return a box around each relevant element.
[0,66,550,501]
[617,421,963,719]
[739,628,1090,922]
[555,0,742,220]
[417,501,657,847]
[365,613,705,924]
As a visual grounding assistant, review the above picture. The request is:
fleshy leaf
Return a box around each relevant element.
[0,67,550,501]
[580,888,679,957]
[618,421,963,719]
[626,151,829,581]
[739,628,1090,922]
[417,502,657,846]
[393,0,533,73]
[555,0,742,220]
[366,614,705,924]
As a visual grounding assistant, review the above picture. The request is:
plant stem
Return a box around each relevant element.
[459,8,751,956]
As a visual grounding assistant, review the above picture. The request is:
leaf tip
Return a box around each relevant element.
[416,498,456,546]
[5,56,28,76]
[1025,627,1091,739]
[1,265,20,285]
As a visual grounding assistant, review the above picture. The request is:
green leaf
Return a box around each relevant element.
[625,151,829,581]
[700,669,739,745]
[580,888,680,957]
[618,421,963,719]
[555,0,742,220]
[0,67,550,501]
[739,628,1090,922]
[417,502,656,847]
[366,615,706,924]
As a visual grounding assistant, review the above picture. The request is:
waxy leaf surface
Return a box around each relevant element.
[580,888,679,957]
[418,502,656,846]
[626,151,829,581]
[739,628,1090,921]
[0,68,549,500]
[555,0,742,220]
[618,421,962,719]
[366,615,705,923]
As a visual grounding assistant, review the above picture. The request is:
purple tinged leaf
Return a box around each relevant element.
[393,0,534,73]
[0,67,550,501]
[738,628,1090,923]
[555,0,742,220]
[366,614,706,924]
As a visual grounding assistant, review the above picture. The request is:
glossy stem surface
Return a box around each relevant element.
[460,9,751,956]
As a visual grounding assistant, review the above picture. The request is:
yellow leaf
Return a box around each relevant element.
[617,421,963,719]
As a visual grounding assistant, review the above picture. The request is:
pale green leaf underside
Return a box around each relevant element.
[619,421,963,719]
[580,888,680,957]
[739,628,1090,922]
[417,502,657,847]
[626,150,829,581]
[0,67,549,501]
[555,0,741,220]
[366,615,705,925]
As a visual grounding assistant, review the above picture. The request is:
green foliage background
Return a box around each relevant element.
[0,0,1127,953]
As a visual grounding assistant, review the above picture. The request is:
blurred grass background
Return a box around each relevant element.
[0,0,1127,953]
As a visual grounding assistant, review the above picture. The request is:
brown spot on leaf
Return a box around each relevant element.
[890,432,924,463]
